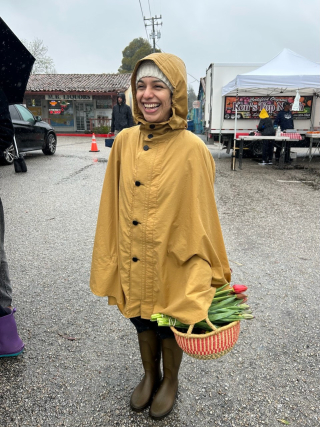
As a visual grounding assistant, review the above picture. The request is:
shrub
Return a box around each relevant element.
[92,125,110,134]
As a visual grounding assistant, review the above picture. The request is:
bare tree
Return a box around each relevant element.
[22,38,56,74]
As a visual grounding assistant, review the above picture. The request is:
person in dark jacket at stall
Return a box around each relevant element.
[111,93,134,135]
[257,108,275,165]
[274,102,294,131]
[0,88,24,357]
[273,102,294,163]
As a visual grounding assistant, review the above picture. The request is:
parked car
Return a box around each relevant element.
[1,104,57,165]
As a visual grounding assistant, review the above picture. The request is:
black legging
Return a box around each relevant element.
[130,316,204,339]
[262,140,274,162]
[130,316,175,339]
[0,305,9,317]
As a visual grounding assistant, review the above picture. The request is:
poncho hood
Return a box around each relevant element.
[117,92,126,105]
[131,52,188,130]
[259,108,269,119]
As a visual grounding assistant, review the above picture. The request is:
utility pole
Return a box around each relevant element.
[144,15,162,52]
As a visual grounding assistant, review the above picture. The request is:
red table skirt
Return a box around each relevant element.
[254,132,302,140]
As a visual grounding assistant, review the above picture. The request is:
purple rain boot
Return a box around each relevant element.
[0,308,24,357]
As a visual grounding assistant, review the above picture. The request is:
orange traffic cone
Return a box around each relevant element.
[89,133,100,152]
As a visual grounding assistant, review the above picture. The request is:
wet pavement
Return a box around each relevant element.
[0,135,319,426]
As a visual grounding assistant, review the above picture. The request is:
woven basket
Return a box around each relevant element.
[170,317,240,360]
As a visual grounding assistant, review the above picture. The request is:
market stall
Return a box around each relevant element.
[222,49,320,97]
[222,49,320,169]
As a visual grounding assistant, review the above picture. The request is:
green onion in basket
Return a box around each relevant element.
[150,284,254,331]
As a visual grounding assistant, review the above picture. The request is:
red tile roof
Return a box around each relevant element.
[27,73,132,93]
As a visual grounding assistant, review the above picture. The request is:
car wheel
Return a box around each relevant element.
[1,144,15,165]
[252,140,263,157]
[42,133,57,155]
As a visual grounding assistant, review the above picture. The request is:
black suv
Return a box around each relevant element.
[1,104,57,165]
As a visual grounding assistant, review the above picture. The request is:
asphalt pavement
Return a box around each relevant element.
[0,135,319,427]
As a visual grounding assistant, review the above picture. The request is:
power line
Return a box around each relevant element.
[138,0,150,41]
[148,0,152,16]
[187,73,200,83]
[155,43,199,84]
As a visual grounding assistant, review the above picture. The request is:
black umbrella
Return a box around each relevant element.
[0,17,35,104]
[0,18,34,172]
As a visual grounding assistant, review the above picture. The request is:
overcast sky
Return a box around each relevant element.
[1,0,319,91]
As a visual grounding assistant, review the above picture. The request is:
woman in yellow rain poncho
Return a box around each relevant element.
[90,53,231,419]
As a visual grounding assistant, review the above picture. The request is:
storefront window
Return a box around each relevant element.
[25,97,41,107]
[96,98,112,109]
[48,100,74,127]
[25,97,42,117]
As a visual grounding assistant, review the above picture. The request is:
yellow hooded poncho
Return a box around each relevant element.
[90,53,231,324]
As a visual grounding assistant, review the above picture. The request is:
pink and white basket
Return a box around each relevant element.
[170,317,240,360]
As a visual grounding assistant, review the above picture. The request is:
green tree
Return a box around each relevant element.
[118,37,160,74]
[187,85,197,111]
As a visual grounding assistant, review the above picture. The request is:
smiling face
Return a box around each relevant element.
[136,77,172,123]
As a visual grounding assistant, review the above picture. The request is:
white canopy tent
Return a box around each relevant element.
[222,49,320,96]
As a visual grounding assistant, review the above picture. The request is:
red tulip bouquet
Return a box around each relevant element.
[151,283,253,332]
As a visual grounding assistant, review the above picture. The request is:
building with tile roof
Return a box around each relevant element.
[24,73,132,132]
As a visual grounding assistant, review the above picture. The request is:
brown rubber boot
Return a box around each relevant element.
[149,337,183,419]
[130,330,162,411]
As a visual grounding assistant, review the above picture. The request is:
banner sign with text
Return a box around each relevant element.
[45,94,92,100]
[224,96,313,120]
